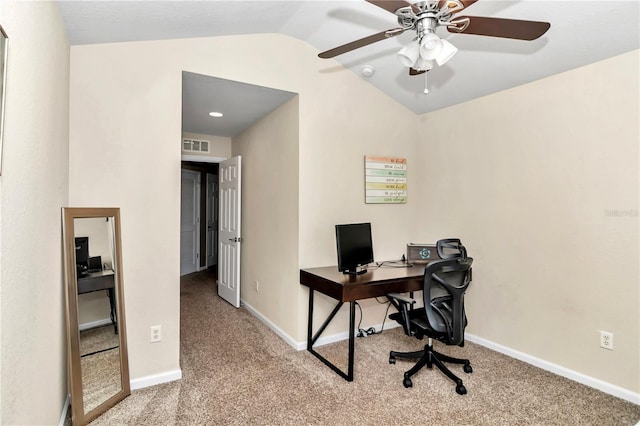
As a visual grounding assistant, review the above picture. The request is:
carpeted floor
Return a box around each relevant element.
[80,324,119,357]
[80,324,122,413]
[82,347,122,413]
[88,269,640,425]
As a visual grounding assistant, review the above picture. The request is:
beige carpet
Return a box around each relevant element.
[80,324,119,357]
[79,324,122,413]
[88,270,640,425]
[82,347,122,413]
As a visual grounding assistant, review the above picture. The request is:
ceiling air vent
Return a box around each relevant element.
[182,139,210,153]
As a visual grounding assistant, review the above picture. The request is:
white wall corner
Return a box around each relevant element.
[58,394,71,426]
[241,299,304,350]
[241,299,401,351]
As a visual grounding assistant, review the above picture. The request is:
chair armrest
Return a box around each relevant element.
[387,293,416,304]
[387,293,416,336]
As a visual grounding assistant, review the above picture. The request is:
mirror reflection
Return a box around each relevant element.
[63,207,129,425]
[75,216,122,413]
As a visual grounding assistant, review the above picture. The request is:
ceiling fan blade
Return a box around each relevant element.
[448,16,550,40]
[409,68,426,76]
[437,0,478,12]
[367,0,421,15]
[318,29,402,59]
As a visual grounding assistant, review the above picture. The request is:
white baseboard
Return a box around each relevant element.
[241,300,639,406]
[130,369,182,390]
[242,300,304,349]
[241,299,401,350]
[79,318,112,331]
[58,394,70,426]
[465,333,640,405]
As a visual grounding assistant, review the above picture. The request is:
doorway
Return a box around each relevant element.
[180,169,200,276]
[180,161,219,276]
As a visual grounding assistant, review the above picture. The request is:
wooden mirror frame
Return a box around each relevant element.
[62,207,130,425]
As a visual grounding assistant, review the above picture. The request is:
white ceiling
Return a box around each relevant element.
[182,72,296,138]
[57,0,639,135]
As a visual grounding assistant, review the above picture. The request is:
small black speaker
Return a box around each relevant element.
[406,244,440,263]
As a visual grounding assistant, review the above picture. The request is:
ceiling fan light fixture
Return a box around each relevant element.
[419,32,443,60]
[435,39,458,66]
[396,40,420,68]
[414,58,433,71]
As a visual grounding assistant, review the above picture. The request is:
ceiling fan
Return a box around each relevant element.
[318,0,550,94]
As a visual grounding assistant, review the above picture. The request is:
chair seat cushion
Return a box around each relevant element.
[408,309,441,332]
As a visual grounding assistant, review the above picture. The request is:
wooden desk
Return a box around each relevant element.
[78,270,118,333]
[300,263,426,381]
[77,270,114,294]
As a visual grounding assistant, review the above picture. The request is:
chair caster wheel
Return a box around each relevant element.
[403,377,413,388]
[456,384,467,395]
[389,357,396,365]
[463,364,472,374]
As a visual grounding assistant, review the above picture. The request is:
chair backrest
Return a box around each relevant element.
[436,238,467,259]
[423,257,473,346]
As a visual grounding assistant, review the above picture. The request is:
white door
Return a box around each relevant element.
[206,173,218,267]
[180,169,200,276]
[218,156,241,307]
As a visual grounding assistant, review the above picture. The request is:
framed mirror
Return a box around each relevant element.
[62,207,130,425]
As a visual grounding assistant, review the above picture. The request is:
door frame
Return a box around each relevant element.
[181,156,222,271]
[180,169,200,276]
[206,173,218,268]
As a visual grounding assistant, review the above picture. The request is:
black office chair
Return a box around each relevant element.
[436,238,467,259]
[388,254,474,394]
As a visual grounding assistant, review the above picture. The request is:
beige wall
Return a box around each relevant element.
[68,30,638,405]
[69,33,417,384]
[413,50,639,392]
[69,45,183,381]
[232,96,299,338]
[0,1,70,424]
[182,131,231,158]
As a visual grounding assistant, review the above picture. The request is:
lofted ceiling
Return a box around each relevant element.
[57,0,639,136]
[182,72,296,138]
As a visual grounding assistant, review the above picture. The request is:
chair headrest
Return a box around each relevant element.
[436,238,467,259]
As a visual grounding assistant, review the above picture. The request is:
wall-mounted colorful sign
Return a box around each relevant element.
[365,156,407,204]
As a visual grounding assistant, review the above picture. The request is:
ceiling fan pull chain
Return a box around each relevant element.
[424,71,429,95]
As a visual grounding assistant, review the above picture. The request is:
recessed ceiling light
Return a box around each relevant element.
[209,112,223,118]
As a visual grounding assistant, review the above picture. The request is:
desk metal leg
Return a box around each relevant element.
[306,289,355,381]
[347,301,355,381]
[107,288,118,334]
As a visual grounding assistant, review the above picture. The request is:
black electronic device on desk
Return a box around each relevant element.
[406,243,440,263]
[88,255,102,273]
[335,222,374,275]
[75,237,90,278]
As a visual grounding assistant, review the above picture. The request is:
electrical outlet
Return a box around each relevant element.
[600,331,613,350]
[150,325,162,343]
[255,280,259,292]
